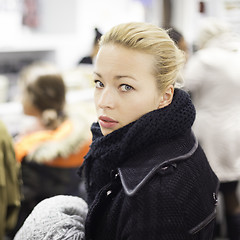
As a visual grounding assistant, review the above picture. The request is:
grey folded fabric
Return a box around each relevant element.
[14,195,88,240]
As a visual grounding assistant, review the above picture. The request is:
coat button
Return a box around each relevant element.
[213,192,218,205]
[107,190,112,196]
[89,180,93,187]
[110,169,119,180]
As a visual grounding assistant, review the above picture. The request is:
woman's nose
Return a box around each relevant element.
[97,88,115,109]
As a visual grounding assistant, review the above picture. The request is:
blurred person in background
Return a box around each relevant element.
[8,62,91,238]
[168,27,189,90]
[79,28,103,65]
[0,120,21,240]
[184,17,240,240]
[168,27,189,59]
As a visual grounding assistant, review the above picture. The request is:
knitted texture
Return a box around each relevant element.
[81,88,196,204]
[79,88,219,239]
[14,195,88,240]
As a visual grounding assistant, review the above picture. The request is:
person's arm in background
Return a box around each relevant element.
[0,120,21,239]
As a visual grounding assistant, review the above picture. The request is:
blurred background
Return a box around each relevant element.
[0,1,240,239]
[0,0,239,135]
[0,0,239,72]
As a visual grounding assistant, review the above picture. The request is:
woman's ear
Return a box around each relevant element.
[158,85,174,109]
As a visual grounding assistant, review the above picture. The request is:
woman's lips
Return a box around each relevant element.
[99,116,118,129]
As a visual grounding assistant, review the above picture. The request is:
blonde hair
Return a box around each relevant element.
[99,22,185,91]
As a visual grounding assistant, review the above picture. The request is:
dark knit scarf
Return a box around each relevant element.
[80,89,196,204]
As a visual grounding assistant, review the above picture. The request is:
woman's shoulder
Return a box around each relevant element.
[118,132,216,197]
[118,141,219,236]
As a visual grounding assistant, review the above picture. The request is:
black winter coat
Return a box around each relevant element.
[80,89,219,240]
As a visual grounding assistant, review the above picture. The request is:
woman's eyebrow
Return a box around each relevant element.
[115,75,136,81]
[93,72,102,78]
[93,72,136,81]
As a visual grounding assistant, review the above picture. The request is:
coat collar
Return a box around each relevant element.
[82,89,197,203]
[118,131,198,196]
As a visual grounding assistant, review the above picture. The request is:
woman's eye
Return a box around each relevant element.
[120,84,133,92]
[94,80,104,88]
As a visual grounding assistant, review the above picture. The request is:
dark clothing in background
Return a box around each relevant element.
[10,119,90,237]
[79,56,93,65]
[13,161,81,233]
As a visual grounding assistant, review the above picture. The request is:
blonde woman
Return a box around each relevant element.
[79,22,219,239]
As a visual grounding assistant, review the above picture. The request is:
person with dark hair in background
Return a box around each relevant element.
[168,27,189,59]
[0,120,21,240]
[79,28,103,65]
[9,62,91,237]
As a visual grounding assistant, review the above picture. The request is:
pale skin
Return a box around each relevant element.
[94,44,174,136]
[21,92,41,117]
